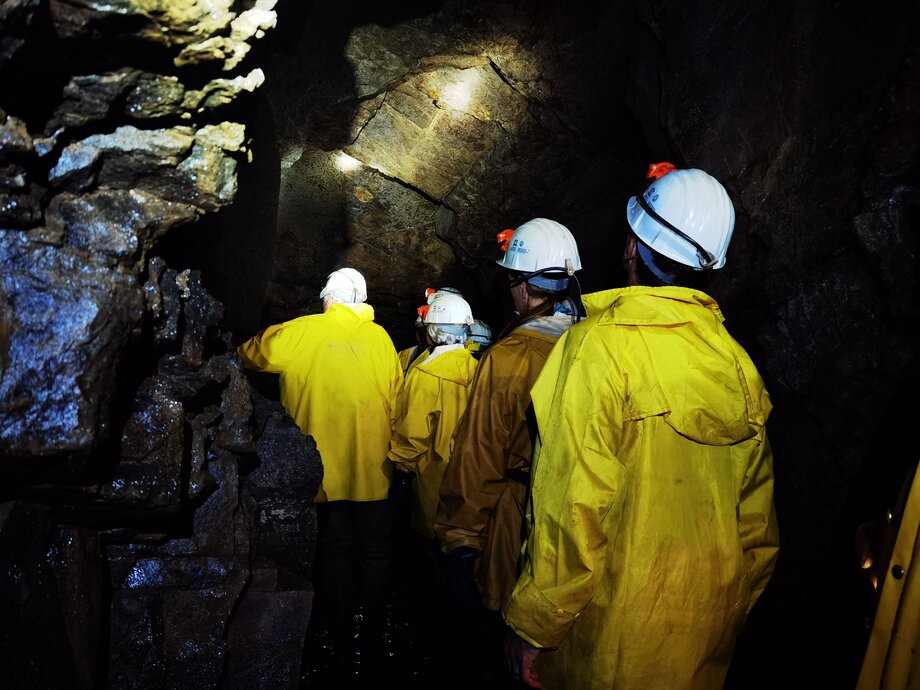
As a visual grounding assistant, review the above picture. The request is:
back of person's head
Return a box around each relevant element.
[496,218,582,292]
[320,267,367,304]
[469,319,493,347]
[494,218,585,340]
[424,292,473,346]
[626,164,735,288]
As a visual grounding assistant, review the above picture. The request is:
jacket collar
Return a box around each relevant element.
[583,286,724,324]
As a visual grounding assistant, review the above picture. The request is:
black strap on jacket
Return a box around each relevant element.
[505,467,531,485]
[403,343,424,377]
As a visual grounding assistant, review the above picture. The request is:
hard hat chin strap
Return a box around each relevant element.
[509,265,572,291]
[636,239,680,286]
[637,194,717,269]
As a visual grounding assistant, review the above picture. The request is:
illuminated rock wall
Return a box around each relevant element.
[1,2,320,688]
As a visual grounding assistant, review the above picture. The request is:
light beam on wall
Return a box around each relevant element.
[438,69,481,111]
[334,152,362,172]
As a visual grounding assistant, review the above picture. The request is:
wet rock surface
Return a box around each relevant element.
[0,231,144,456]
[0,2,322,687]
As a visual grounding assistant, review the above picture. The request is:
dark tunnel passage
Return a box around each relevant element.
[1,1,920,689]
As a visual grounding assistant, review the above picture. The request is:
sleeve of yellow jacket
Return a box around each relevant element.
[502,327,624,649]
[238,320,306,371]
[388,369,438,471]
[738,432,779,614]
[435,346,517,553]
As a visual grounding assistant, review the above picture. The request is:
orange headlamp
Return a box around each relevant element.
[496,228,515,252]
[424,287,436,299]
[646,162,676,180]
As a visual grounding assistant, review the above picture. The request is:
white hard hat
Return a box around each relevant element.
[495,218,581,290]
[424,292,473,326]
[320,267,367,303]
[425,286,463,304]
[469,319,492,346]
[626,168,735,270]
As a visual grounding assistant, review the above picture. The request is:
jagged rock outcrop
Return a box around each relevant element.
[1,2,322,688]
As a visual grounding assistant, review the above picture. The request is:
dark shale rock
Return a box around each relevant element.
[249,393,323,498]
[106,448,254,688]
[101,377,186,511]
[0,175,43,227]
[0,0,42,68]
[1,2,299,689]
[47,525,104,690]
[45,68,267,135]
[0,232,144,456]
[46,69,160,133]
[221,396,319,689]
[108,582,248,689]
[46,189,201,262]
[145,256,182,347]
[180,269,225,365]
[0,111,43,227]
[224,585,314,690]
[101,275,250,515]
[0,109,32,153]
[0,502,81,689]
[191,455,245,557]
[246,393,322,576]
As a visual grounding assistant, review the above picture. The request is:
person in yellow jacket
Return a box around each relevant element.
[389,292,478,540]
[237,266,402,663]
[436,218,583,621]
[397,287,464,377]
[503,166,779,689]
[397,315,428,377]
[856,459,920,690]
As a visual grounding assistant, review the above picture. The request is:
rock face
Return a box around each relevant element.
[1,2,322,688]
[0,231,143,455]
[259,3,645,343]
[1,1,919,689]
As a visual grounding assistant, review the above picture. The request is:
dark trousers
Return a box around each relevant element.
[316,499,394,653]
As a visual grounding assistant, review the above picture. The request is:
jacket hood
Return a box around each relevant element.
[586,286,770,446]
[416,345,477,386]
[517,311,575,339]
[327,301,375,328]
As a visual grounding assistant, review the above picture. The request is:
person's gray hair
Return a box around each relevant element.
[426,323,468,346]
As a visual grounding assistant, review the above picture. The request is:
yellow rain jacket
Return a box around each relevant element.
[436,313,575,611]
[398,343,428,377]
[238,302,402,502]
[389,345,478,539]
[856,460,920,690]
[504,286,779,690]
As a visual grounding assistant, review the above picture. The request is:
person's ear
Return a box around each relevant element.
[622,235,638,264]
